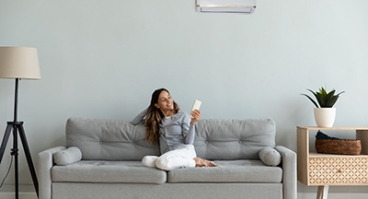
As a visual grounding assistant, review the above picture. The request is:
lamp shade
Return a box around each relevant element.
[0,46,41,79]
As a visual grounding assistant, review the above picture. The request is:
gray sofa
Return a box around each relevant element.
[37,117,296,199]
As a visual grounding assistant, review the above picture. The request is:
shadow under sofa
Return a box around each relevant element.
[37,117,296,199]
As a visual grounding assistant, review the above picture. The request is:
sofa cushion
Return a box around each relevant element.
[167,160,282,183]
[53,147,82,166]
[66,118,276,161]
[66,117,160,160]
[259,147,282,166]
[51,160,166,184]
[194,119,276,160]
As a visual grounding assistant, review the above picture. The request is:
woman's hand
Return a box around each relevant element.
[190,109,201,125]
[194,157,217,167]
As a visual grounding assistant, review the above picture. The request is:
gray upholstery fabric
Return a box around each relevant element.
[276,145,297,199]
[37,146,66,199]
[66,117,275,161]
[52,183,283,199]
[259,146,282,166]
[37,117,296,199]
[168,160,282,183]
[66,117,160,160]
[51,159,281,184]
[52,160,166,184]
[53,147,82,166]
[194,119,276,160]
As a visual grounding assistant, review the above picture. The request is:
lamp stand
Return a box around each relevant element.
[0,78,39,199]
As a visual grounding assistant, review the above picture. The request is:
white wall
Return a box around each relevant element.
[0,0,367,198]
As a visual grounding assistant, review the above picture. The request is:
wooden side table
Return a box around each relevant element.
[297,126,368,199]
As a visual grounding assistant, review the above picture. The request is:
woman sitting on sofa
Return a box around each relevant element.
[131,88,216,171]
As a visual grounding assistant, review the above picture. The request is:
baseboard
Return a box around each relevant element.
[0,192,37,199]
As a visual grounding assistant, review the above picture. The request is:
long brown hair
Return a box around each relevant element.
[144,88,180,145]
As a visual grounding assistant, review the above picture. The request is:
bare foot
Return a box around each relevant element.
[194,157,217,167]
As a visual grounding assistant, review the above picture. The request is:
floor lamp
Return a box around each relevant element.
[0,46,40,199]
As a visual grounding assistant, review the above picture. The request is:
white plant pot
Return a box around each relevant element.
[314,108,336,127]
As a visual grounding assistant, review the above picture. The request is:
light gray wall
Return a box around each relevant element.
[0,0,367,198]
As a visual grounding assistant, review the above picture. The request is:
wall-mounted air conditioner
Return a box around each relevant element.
[196,0,256,14]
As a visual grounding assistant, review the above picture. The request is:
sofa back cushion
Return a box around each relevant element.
[66,117,276,161]
[194,119,276,160]
[66,117,160,160]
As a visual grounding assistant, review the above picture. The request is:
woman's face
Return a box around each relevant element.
[155,90,174,112]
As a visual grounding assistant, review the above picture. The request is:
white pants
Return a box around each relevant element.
[142,145,197,171]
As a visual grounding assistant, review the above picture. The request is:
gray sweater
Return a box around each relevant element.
[131,109,195,154]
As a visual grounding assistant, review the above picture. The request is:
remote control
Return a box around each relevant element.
[191,100,201,118]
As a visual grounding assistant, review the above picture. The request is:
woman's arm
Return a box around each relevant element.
[130,108,148,125]
[182,110,200,145]
[186,125,195,145]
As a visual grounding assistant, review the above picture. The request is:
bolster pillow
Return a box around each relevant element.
[53,147,82,166]
[259,147,282,166]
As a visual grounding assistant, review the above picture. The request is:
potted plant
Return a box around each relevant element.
[301,87,344,127]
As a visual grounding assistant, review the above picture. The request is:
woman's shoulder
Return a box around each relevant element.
[174,110,190,119]
[176,110,185,115]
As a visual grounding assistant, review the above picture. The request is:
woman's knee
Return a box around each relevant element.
[155,156,172,171]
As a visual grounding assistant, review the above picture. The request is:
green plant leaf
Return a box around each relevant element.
[301,93,319,108]
[315,92,323,107]
[301,87,344,108]
[326,95,338,107]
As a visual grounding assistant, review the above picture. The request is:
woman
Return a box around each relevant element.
[131,88,217,171]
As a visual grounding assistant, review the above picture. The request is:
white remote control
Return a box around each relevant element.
[191,100,202,118]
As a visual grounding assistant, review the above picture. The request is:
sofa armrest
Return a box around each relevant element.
[37,146,66,199]
[275,145,296,199]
